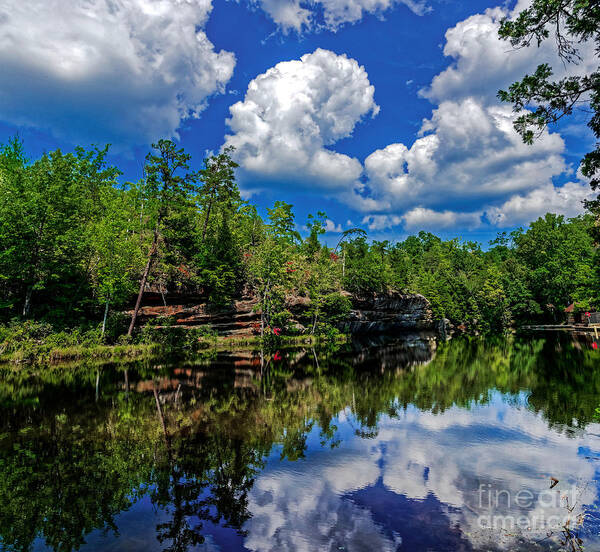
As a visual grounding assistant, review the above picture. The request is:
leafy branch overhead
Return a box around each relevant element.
[498,0,600,235]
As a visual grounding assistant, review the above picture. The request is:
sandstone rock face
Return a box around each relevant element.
[133,297,261,336]
[130,291,436,336]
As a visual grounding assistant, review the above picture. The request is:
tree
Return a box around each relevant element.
[193,149,244,304]
[127,140,198,336]
[88,186,144,335]
[335,228,367,280]
[304,211,327,257]
[303,253,345,334]
[0,141,119,320]
[498,0,600,240]
[245,202,300,335]
[198,146,239,244]
[513,213,597,310]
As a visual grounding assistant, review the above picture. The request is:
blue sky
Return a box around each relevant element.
[0,0,595,245]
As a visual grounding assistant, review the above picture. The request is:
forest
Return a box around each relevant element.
[0,136,598,352]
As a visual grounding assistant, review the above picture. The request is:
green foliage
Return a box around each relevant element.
[0,140,121,321]
[0,136,597,346]
[139,323,217,352]
[498,0,600,241]
[513,213,597,311]
[321,292,352,324]
[341,217,598,331]
[0,319,106,361]
[342,236,390,294]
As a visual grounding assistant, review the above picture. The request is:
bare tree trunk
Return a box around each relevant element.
[22,286,33,317]
[127,227,159,336]
[101,298,110,337]
[251,218,257,247]
[260,346,264,378]
[201,192,214,243]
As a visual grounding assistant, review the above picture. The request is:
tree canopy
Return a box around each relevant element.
[498,0,600,240]
[0,137,597,341]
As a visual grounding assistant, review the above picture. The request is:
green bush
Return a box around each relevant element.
[139,320,217,352]
[0,319,105,359]
[321,293,352,324]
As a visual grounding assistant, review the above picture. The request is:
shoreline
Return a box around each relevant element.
[0,333,349,366]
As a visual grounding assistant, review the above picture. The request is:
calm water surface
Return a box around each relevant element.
[1,335,600,552]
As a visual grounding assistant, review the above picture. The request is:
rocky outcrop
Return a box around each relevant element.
[130,291,436,336]
[341,292,434,334]
[133,298,262,336]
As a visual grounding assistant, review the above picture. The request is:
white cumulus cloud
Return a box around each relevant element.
[361,214,403,231]
[403,207,482,231]
[486,181,595,227]
[226,1,594,233]
[0,0,235,145]
[324,219,343,232]
[224,48,379,192]
[352,1,595,230]
[359,99,566,214]
[422,5,597,105]
[252,0,430,33]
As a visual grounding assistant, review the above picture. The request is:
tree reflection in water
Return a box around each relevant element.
[0,333,598,551]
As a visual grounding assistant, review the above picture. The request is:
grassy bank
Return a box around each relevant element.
[1,343,162,365]
[0,320,347,365]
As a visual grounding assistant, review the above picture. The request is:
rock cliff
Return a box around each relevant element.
[341,292,434,334]
[130,291,436,336]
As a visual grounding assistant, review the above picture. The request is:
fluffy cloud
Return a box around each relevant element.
[402,207,482,231]
[242,400,600,551]
[353,1,595,230]
[362,180,593,232]
[361,214,403,231]
[363,208,482,232]
[231,2,592,232]
[255,0,312,32]
[253,0,430,33]
[227,1,593,233]
[486,181,595,227]
[359,99,566,213]
[224,48,379,192]
[422,5,597,105]
[0,0,235,145]
[324,219,343,232]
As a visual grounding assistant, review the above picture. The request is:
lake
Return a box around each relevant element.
[1,334,600,551]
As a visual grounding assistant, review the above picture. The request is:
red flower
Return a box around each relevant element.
[593,342,598,350]
[273,327,281,336]
[586,312,591,318]
[273,351,282,361]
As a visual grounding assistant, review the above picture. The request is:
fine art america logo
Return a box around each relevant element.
[476,480,585,534]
